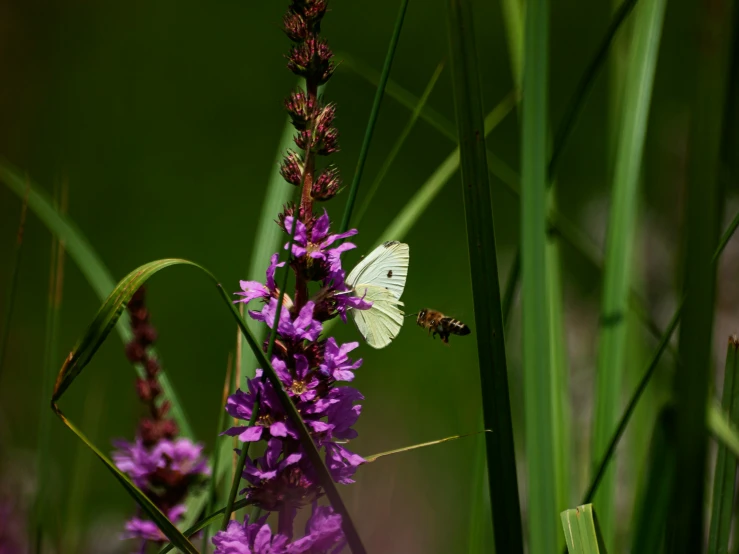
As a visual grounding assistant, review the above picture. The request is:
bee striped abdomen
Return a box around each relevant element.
[441,317,470,336]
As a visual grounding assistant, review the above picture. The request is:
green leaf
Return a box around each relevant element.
[590,0,666,545]
[0,160,194,439]
[447,1,524,552]
[339,0,410,234]
[520,0,557,552]
[560,504,607,554]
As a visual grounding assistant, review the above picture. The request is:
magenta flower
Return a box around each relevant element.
[235,254,286,305]
[319,338,362,382]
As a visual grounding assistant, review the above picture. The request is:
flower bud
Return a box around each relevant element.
[287,38,335,85]
[283,12,309,42]
[312,165,341,201]
[285,91,315,130]
[280,151,304,186]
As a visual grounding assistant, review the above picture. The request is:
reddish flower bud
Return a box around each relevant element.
[291,0,328,22]
[283,12,309,42]
[312,165,341,201]
[135,377,152,402]
[285,91,316,131]
[287,38,335,85]
[280,151,304,186]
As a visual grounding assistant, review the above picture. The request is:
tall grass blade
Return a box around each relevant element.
[590,0,666,545]
[560,504,607,554]
[50,258,365,553]
[354,61,445,228]
[362,430,489,463]
[707,400,739,461]
[0,161,194,439]
[520,0,557,551]
[0,178,29,378]
[631,408,676,553]
[447,1,524,552]
[669,3,734,550]
[339,0,410,234]
[708,337,739,554]
[580,200,739,507]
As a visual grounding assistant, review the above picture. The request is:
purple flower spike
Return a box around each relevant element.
[235,254,285,305]
[251,299,322,342]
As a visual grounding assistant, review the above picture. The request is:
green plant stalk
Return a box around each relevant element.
[0,180,29,378]
[631,408,675,553]
[339,0,409,234]
[708,338,739,554]
[669,2,734,550]
[591,0,665,545]
[520,0,557,551]
[220,190,301,532]
[354,61,445,228]
[0,162,193,440]
[447,1,524,552]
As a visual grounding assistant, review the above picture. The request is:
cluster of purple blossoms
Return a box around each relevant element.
[212,1,372,551]
[111,287,210,545]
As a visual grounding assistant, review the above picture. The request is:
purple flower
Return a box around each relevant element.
[235,254,286,305]
[283,210,357,262]
[275,354,320,402]
[250,300,322,342]
[224,371,297,443]
[123,505,187,542]
[212,504,344,554]
[318,338,362,381]
[153,438,211,477]
[112,437,166,488]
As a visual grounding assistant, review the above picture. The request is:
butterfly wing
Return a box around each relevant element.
[350,284,404,349]
[346,241,409,300]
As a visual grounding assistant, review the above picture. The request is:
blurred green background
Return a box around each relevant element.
[1,0,737,552]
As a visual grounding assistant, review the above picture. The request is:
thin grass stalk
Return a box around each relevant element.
[339,52,456,142]
[0,177,29,378]
[447,1,524,552]
[0,162,194,439]
[708,337,739,554]
[590,0,666,545]
[353,61,445,228]
[339,0,409,234]
[466,438,492,552]
[669,3,734,550]
[630,408,676,552]
[520,0,558,551]
[34,182,67,552]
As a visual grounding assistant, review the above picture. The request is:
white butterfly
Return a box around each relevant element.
[345,241,409,349]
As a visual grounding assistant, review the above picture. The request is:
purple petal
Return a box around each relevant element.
[321,228,358,248]
[265,253,285,291]
[311,210,331,242]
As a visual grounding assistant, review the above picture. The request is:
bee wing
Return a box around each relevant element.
[351,285,404,349]
[346,241,409,300]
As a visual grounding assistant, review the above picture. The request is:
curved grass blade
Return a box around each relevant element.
[0,177,29,378]
[354,61,445,228]
[447,1,523,552]
[339,0,410,234]
[590,0,666,544]
[362,430,489,463]
[50,257,365,553]
[339,52,456,141]
[707,400,739,461]
[560,504,607,554]
[520,0,557,551]
[0,160,193,439]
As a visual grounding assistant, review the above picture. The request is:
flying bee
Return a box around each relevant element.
[412,308,471,344]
